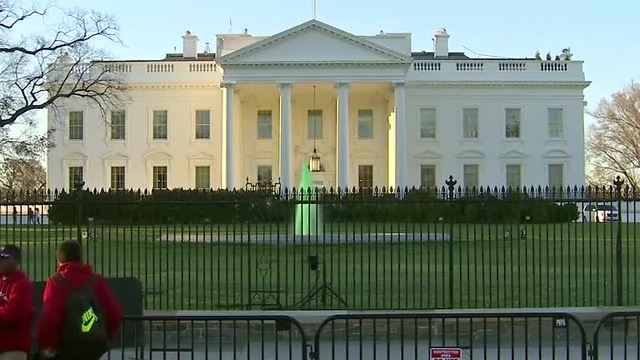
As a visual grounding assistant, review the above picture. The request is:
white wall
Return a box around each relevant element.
[47,86,223,190]
[405,85,585,188]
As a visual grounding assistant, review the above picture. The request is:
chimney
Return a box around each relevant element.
[433,28,449,58]
[182,30,199,58]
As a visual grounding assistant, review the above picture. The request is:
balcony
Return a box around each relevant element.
[407,60,586,83]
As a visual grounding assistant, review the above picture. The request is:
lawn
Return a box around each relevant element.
[3,221,639,310]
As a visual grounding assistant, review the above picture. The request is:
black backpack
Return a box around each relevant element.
[54,274,109,359]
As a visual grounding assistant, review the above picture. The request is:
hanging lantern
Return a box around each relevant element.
[309,148,322,172]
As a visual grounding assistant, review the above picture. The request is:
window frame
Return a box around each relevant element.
[110,166,126,190]
[462,108,479,139]
[547,108,563,139]
[420,164,437,189]
[505,164,522,189]
[194,110,211,140]
[68,111,84,140]
[357,109,374,139]
[257,165,273,185]
[505,108,521,139]
[152,166,168,190]
[195,165,211,189]
[419,108,437,139]
[152,110,168,140]
[257,110,273,140]
[68,166,84,190]
[548,163,564,189]
[463,164,479,189]
[110,110,126,141]
[307,109,323,140]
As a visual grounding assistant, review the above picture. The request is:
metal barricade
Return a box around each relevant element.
[591,311,640,360]
[312,312,587,359]
[107,315,309,360]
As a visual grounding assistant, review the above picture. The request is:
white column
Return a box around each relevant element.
[336,82,350,190]
[222,82,236,190]
[279,83,292,190]
[394,81,407,189]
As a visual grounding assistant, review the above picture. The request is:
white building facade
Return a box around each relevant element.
[47,20,590,191]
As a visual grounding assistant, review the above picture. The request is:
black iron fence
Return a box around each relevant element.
[101,311,640,359]
[1,177,639,311]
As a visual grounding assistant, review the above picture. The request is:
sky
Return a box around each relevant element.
[17,0,640,135]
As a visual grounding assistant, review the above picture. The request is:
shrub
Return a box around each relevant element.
[47,188,580,225]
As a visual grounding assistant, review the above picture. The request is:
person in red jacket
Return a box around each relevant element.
[0,245,33,360]
[37,240,122,359]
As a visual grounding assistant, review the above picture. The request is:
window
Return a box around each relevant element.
[110,110,125,140]
[358,165,373,191]
[548,108,563,138]
[152,166,168,189]
[257,110,272,139]
[548,164,563,189]
[257,165,272,185]
[357,109,373,139]
[153,110,168,139]
[420,165,436,188]
[463,164,479,188]
[110,166,125,190]
[68,166,83,189]
[506,164,521,188]
[307,110,322,139]
[505,108,521,138]
[463,108,479,138]
[195,166,210,189]
[195,110,210,139]
[419,108,436,139]
[68,111,83,140]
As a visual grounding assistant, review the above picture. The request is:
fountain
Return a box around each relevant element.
[294,163,322,236]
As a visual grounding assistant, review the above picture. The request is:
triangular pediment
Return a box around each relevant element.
[219,20,411,65]
[456,149,486,159]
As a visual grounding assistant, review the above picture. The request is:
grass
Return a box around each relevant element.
[3,221,640,311]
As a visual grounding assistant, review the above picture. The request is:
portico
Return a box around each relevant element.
[218,20,412,190]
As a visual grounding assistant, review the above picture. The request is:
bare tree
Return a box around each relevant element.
[587,81,640,189]
[0,0,124,129]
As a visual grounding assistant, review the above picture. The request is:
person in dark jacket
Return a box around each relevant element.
[37,241,121,359]
[0,245,33,360]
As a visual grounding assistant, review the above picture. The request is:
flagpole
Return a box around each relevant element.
[313,0,317,19]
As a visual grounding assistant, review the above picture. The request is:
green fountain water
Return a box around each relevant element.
[294,163,322,236]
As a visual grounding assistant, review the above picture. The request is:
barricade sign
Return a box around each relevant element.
[430,347,461,360]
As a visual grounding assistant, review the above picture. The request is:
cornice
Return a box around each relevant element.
[223,60,411,67]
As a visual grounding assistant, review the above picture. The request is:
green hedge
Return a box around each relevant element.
[48,189,292,225]
[322,191,579,223]
[47,189,579,225]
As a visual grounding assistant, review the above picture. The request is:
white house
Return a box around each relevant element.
[46,20,590,191]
